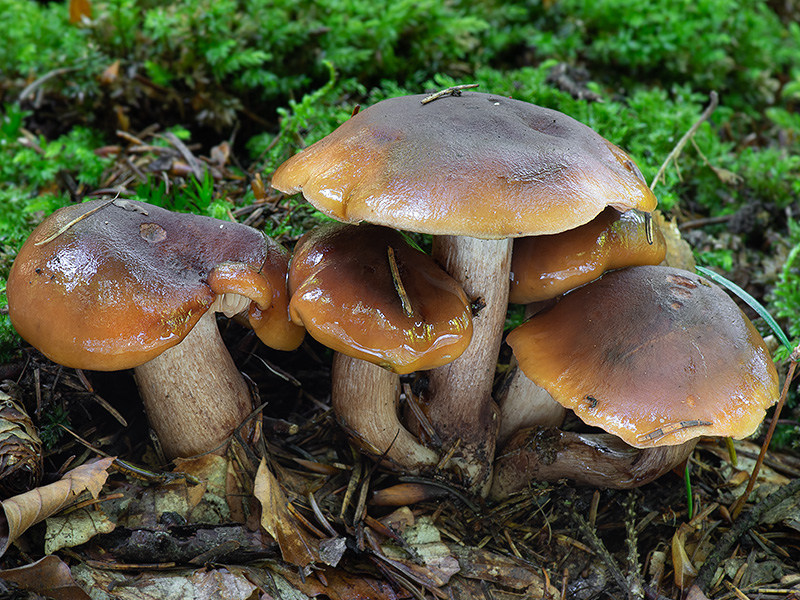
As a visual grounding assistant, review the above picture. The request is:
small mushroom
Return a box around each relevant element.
[497,208,667,447]
[272,91,656,491]
[490,265,779,498]
[288,222,472,471]
[509,207,667,305]
[7,199,304,459]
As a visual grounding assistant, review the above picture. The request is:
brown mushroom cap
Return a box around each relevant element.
[271,92,657,239]
[506,265,779,448]
[509,207,667,304]
[288,222,473,374]
[7,199,303,370]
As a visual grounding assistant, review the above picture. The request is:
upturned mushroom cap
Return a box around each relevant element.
[509,207,667,304]
[506,265,779,448]
[271,92,657,239]
[288,222,473,374]
[7,199,303,370]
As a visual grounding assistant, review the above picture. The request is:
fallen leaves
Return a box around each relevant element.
[254,457,320,567]
[0,457,114,557]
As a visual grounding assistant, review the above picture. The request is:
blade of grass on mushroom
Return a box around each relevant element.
[695,265,793,352]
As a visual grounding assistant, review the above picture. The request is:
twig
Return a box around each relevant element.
[694,475,800,592]
[730,344,799,518]
[650,91,719,190]
[573,512,640,599]
[163,131,205,181]
[34,198,116,246]
[18,67,80,102]
[420,83,480,105]
[387,246,414,317]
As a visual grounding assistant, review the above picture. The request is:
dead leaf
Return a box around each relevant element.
[68,0,92,24]
[0,390,43,497]
[672,522,699,589]
[45,506,115,554]
[448,544,557,595]
[272,562,402,600]
[686,584,712,600]
[254,458,319,566]
[72,563,258,600]
[0,555,91,600]
[0,457,114,557]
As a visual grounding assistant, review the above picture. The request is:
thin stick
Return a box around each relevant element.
[420,83,480,105]
[650,91,719,191]
[387,246,414,317]
[730,344,799,519]
[34,198,116,246]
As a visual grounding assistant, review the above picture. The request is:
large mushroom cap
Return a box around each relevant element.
[506,265,779,448]
[272,92,657,239]
[7,199,302,371]
[289,222,473,374]
[509,207,667,304]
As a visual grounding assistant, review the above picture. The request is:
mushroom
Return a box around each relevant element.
[490,265,779,498]
[497,208,667,447]
[7,199,304,459]
[271,91,656,491]
[288,222,473,471]
[509,207,667,305]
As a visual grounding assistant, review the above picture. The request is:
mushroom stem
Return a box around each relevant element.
[134,310,252,460]
[332,353,439,471]
[426,235,510,491]
[495,360,566,449]
[489,426,697,500]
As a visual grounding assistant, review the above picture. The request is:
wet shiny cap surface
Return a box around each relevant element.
[507,265,779,447]
[509,207,667,303]
[272,92,657,239]
[289,222,473,374]
[7,199,301,370]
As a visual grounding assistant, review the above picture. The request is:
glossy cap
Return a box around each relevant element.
[506,266,779,448]
[272,92,657,239]
[509,207,667,303]
[288,222,473,374]
[7,199,303,370]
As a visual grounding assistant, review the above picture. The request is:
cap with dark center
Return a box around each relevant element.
[272,91,657,492]
[7,199,304,458]
[272,92,656,238]
[288,222,472,471]
[490,265,779,497]
[506,265,778,448]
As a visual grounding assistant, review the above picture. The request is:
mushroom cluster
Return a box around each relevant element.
[271,91,658,491]
[5,90,779,501]
[7,199,303,459]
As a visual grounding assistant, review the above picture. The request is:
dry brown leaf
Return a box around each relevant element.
[0,554,91,600]
[448,544,557,596]
[0,457,114,556]
[0,391,43,497]
[672,522,699,590]
[68,0,92,23]
[254,457,319,567]
[272,562,402,600]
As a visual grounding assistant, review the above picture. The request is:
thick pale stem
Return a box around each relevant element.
[134,310,252,460]
[496,360,566,448]
[427,236,510,490]
[489,426,697,500]
[332,353,438,472]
